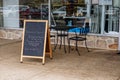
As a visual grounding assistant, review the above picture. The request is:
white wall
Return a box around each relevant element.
[3,0,19,28]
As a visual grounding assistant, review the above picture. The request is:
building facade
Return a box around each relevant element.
[0,0,120,50]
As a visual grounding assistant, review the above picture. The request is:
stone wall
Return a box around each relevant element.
[0,28,23,40]
[0,28,118,50]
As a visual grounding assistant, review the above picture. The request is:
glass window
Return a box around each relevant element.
[90,4,120,34]
[0,0,119,36]
[19,1,49,28]
[0,0,49,28]
[0,0,19,28]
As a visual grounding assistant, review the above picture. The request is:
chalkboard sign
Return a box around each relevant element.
[20,20,51,64]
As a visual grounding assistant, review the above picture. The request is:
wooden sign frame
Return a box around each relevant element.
[20,20,52,64]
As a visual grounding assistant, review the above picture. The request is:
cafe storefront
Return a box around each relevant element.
[0,0,120,50]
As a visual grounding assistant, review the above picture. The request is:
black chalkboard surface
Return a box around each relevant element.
[23,21,46,56]
[21,20,49,64]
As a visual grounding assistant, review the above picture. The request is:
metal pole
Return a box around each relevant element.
[117,15,120,54]
[101,5,105,34]
[86,0,91,17]
[48,0,51,27]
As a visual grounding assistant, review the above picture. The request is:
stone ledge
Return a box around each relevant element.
[0,28,118,50]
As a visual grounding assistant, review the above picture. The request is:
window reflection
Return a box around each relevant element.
[20,1,49,28]
[0,0,119,35]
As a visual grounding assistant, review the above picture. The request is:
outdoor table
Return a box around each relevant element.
[50,16,87,53]
[51,25,78,52]
[50,26,70,53]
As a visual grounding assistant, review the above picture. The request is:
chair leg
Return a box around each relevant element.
[64,35,67,53]
[53,35,58,51]
[68,39,71,53]
[51,36,56,52]
[59,31,62,49]
[67,35,69,53]
[76,41,80,56]
[85,40,90,52]
[59,36,62,49]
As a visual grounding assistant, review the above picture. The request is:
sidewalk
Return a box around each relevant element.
[0,39,120,80]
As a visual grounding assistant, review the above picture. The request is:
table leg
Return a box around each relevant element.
[53,31,59,51]
[64,33,67,53]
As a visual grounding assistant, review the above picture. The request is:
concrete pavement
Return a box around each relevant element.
[0,39,120,80]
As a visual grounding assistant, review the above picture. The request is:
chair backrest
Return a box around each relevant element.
[50,16,66,31]
[55,16,66,26]
[68,18,89,33]
[76,18,86,28]
[75,18,90,35]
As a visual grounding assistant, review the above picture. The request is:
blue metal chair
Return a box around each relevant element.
[68,20,90,56]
